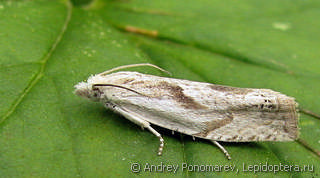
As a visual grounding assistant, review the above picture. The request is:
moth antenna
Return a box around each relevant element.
[92,84,148,97]
[98,63,171,76]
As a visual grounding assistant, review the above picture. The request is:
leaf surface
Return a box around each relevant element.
[0,0,319,177]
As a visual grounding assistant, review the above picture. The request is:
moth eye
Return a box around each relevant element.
[92,90,101,98]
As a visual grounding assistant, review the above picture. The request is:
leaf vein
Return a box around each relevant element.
[0,2,73,125]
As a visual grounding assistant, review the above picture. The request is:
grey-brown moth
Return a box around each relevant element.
[74,63,299,159]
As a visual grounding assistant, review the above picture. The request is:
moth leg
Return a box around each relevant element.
[146,125,165,156]
[110,105,164,156]
[211,141,231,160]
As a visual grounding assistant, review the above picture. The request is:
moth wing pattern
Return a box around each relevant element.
[99,71,299,142]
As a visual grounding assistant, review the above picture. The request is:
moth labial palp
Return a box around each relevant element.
[74,63,299,160]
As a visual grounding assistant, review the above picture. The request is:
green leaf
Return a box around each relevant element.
[1,0,319,177]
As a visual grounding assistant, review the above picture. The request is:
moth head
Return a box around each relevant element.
[74,73,145,102]
[74,75,106,102]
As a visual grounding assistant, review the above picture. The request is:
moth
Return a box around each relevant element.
[74,63,299,159]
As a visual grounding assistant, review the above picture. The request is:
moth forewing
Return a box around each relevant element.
[74,64,299,160]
